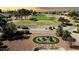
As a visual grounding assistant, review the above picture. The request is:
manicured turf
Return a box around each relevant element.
[32,14,55,20]
[14,14,60,26]
[33,36,59,44]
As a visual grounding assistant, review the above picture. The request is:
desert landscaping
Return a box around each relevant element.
[0,7,79,51]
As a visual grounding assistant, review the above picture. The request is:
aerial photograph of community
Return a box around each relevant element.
[0,7,79,51]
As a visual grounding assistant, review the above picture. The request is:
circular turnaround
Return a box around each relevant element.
[33,36,59,44]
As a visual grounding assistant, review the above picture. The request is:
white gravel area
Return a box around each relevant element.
[63,26,79,46]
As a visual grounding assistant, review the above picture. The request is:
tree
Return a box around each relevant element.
[29,10,33,15]
[2,22,17,34]
[17,9,32,20]
[58,17,70,23]
[68,10,78,17]
[7,10,15,14]
[0,14,7,27]
[56,25,63,36]
[1,22,17,39]
[62,30,71,40]
[0,9,2,13]
[32,11,37,15]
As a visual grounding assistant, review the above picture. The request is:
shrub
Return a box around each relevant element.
[1,33,13,39]
[1,30,30,40]
[73,31,79,33]
[74,20,79,23]
[49,27,53,30]
[56,25,63,36]
[30,18,38,21]
[61,22,73,27]
[67,36,76,42]
[58,17,70,23]
[33,47,43,51]
[16,30,30,34]
[0,41,8,51]
[0,41,3,45]
[22,27,29,29]
[70,45,79,49]
[49,36,53,42]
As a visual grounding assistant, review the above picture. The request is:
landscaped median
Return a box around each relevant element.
[33,36,59,44]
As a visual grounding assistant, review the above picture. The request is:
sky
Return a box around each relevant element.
[0,7,79,12]
[0,7,46,12]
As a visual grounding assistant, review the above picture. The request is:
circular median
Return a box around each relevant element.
[33,36,59,44]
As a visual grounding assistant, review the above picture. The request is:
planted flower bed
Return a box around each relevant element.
[33,36,59,44]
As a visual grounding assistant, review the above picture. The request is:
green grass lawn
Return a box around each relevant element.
[14,14,60,26]
[14,19,60,26]
[32,14,54,20]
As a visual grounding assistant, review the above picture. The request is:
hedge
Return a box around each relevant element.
[33,36,59,44]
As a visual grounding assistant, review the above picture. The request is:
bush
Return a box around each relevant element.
[24,30,30,34]
[49,27,53,30]
[30,18,38,21]
[73,31,79,33]
[16,30,30,34]
[58,17,70,23]
[74,20,79,23]
[62,30,71,41]
[49,36,53,42]
[0,45,8,48]
[33,47,43,51]
[65,23,73,26]
[0,41,3,45]
[22,27,29,29]
[0,41,8,51]
[1,33,13,39]
[70,45,79,49]
[61,22,73,27]
[56,25,63,36]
